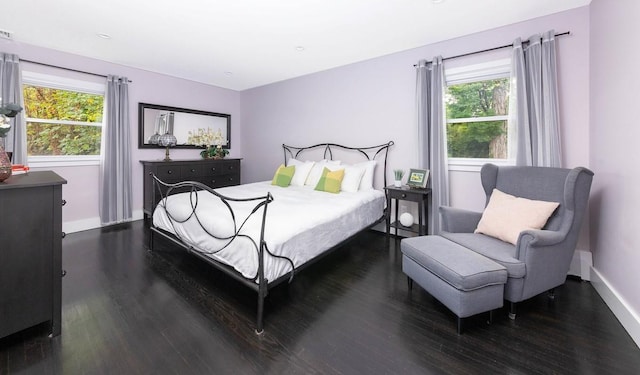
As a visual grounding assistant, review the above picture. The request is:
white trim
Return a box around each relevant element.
[22,71,105,164]
[63,210,145,233]
[445,58,512,167]
[568,249,593,281]
[445,58,511,85]
[448,157,514,172]
[590,267,640,349]
[29,155,100,167]
[63,217,102,234]
[447,115,508,124]
[27,118,101,127]
[22,71,105,95]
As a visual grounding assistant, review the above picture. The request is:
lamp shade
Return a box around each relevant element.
[148,133,160,144]
[158,133,177,147]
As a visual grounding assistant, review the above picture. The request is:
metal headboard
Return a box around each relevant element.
[282,141,395,189]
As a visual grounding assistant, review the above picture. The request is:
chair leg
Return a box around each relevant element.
[488,309,494,325]
[457,317,463,334]
[508,302,517,320]
[548,288,556,300]
[407,277,413,291]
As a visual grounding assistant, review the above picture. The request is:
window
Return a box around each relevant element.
[445,60,512,170]
[22,72,105,166]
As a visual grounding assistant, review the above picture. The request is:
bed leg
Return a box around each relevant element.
[148,227,154,251]
[255,284,267,335]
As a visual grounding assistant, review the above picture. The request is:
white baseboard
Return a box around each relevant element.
[62,210,145,234]
[590,267,640,349]
[568,249,593,281]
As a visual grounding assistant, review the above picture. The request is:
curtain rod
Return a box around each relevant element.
[20,59,133,82]
[414,31,570,67]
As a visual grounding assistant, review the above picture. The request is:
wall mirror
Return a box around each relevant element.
[138,103,231,149]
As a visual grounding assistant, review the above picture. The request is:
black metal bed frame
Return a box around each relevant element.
[148,141,394,334]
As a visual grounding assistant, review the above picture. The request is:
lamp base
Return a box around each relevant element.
[163,146,172,161]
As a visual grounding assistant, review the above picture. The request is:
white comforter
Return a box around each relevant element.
[153,181,385,283]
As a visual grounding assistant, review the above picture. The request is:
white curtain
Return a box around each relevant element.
[509,30,562,167]
[99,75,132,225]
[0,53,27,164]
[416,57,449,234]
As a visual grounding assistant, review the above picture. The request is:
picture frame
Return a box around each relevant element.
[407,168,429,189]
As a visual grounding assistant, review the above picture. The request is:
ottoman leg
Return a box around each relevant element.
[407,277,413,290]
[509,302,517,320]
[457,317,463,334]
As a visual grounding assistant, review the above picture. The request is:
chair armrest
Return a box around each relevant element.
[439,206,482,233]
[515,229,568,260]
[518,229,566,247]
[515,229,575,298]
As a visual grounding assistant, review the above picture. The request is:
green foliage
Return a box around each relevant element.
[200,145,229,159]
[446,78,509,158]
[23,85,104,156]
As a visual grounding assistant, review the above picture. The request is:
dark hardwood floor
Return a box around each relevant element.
[1,221,639,374]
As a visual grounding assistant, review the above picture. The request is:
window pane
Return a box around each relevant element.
[23,85,103,122]
[445,77,510,159]
[447,120,508,158]
[446,78,509,118]
[27,122,102,156]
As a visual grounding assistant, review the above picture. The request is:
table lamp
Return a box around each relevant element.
[158,133,177,161]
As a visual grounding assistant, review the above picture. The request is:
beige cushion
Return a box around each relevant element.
[475,189,560,245]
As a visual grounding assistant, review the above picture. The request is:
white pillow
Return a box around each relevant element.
[341,165,366,193]
[474,189,560,245]
[287,159,315,187]
[305,160,342,186]
[353,160,377,190]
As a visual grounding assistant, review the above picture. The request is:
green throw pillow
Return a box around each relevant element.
[314,167,345,193]
[271,164,295,187]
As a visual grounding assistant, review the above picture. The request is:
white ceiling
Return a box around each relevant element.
[3,0,590,91]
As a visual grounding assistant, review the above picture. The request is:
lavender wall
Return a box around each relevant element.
[0,39,241,231]
[241,7,590,241]
[590,0,640,344]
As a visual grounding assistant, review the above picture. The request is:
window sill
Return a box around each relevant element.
[448,158,514,172]
[27,156,100,168]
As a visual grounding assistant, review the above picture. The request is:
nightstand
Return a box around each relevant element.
[384,185,432,238]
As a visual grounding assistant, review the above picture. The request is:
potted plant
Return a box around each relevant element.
[393,169,404,187]
[200,144,229,159]
[189,127,229,159]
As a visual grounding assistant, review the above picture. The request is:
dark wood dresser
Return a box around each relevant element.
[0,171,67,339]
[141,158,241,218]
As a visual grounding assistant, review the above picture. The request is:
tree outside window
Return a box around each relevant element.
[23,85,104,156]
[445,77,509,159]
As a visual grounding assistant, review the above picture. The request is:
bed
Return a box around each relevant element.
[148,141,394,334]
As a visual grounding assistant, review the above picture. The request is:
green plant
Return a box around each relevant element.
[200,145,229,159]
[393,169,405,180]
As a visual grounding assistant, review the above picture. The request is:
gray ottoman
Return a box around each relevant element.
[401,235,508,333]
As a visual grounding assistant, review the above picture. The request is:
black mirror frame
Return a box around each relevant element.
[138,102,231,149]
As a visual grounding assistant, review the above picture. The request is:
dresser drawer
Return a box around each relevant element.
[180,165,203,179]
[155,165,180,180]
[200,173,240,188]
[204,160,240,176]
[141,158,242,217]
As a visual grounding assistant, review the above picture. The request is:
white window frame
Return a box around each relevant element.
[445,59,514,172]
[22,71,106,167]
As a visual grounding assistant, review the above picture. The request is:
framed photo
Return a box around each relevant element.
[407,168,429,189]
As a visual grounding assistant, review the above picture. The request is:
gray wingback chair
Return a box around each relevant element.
[439,164,594,318]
